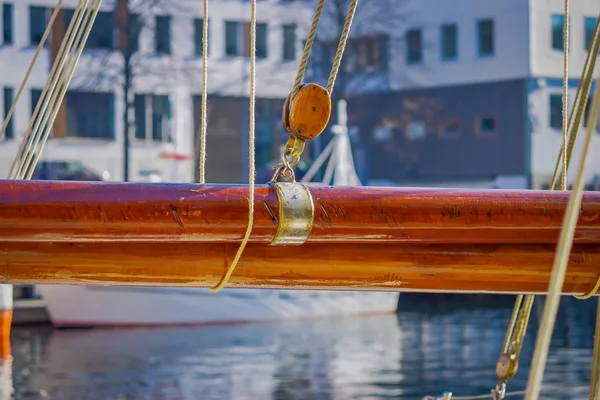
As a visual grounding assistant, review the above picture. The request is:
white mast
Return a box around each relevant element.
[300,99,361,186]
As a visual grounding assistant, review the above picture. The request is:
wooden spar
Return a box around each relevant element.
[1,241,599,295]
[1,180,600,244]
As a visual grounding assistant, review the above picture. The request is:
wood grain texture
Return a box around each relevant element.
[2,180,600,244]
[287,83,331,140]
[1,241,599,295]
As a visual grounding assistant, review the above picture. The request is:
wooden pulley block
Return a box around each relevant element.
[282,83,332,141]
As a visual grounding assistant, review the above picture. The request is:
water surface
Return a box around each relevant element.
[8,295,598,399]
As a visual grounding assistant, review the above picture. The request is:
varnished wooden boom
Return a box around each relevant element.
[1,180,600,244]
[1,242,599,295]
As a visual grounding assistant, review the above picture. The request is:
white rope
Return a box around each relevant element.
[198,0,208,183]
[561,0,569,191]
[524,46,600,400]
[209,0,256,291]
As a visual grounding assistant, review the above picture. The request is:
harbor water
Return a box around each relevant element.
[8,295,598,399]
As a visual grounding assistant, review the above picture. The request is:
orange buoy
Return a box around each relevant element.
[282,83,331,141]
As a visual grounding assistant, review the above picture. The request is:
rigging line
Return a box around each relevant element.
[550,11,600,191]
[496,11,600,384]
[16,0,94,179]
[0,0,67,143]
[291,0,325,96]
[24,0,103,181]
[209,0,256,292]
[524,59,600,400]
[326,0,358,94]
[500,294,523,354]
[198,0,208,184]
[561,0,569,191]
[8,0,90,179]
[589,298,600,400]
[15,0,100,180]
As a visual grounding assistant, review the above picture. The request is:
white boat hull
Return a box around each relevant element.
[37,285,399,328]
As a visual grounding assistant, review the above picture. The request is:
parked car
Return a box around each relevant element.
[31,160,108,181]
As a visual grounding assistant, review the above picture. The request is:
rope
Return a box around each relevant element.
[326,0,358,94]
[209,0,256,292]
[550,10,600,191]
[561,0,569,191]
[0,0,66,143]
[198,0,208,184]
[9,0,99,179]
[292,0,325,96]
[590,298,600,400]
[21,0,101,181]
[524,54,600,400]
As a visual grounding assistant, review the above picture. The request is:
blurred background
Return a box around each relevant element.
[1,0,600,398]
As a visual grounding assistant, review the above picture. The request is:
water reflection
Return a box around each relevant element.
[6,296,599,399]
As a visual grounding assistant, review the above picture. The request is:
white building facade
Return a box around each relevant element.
[312,0,599,188]
[0,0,312,182]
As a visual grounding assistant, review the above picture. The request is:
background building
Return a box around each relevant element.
[0,0,312,183]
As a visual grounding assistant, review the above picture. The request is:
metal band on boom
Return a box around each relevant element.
[269,182,314,246]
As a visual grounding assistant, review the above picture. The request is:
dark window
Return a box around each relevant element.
[282,24,296,61]
[585,17,596,51]
[3,87,14,139]
[151,95,170,141]
[406,28,422,64]
[134,94,170,141]
[345,35,388,73]
[477,19,494,56]
[29,6,48,46]
[441,24,457,60]
[155,15,171,54]
[552,14,565,51]
[194,18,209,56]
[439,119,459,138]
[65,91,115,139]
[65,10,114,49]
[134,94,146,140]
[549,94,563,129]
[128,13,141,53]
[256,23,268,58]
[477,117,496,136]
[255,99,272,166]
[3,3,13,45]
[584,97,600,131]
[225,21,238,56]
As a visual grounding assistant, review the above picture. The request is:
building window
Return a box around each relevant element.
[476,116,496,136]
[585,17,596,51]
[256,23,268,58]
[282,24,296,61]
[406,28,422,64]
[3,87,14,139]
[439,118,460,139]
[134,94,171,142]
[65,10,114,49]
[155,15,171,54]
[549,94,563,129]
[128,13,141,53]
[3,3,13,45]
[194,18,209,56]
[584,98,600,131]
[321,35,388,74]
[225,21,239,56]
[551,14,565,51]
[65,91,115,139]
[255,98,273,166]
[29,6,48,46]
[477,19,494,56]
[441,24,457,60]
